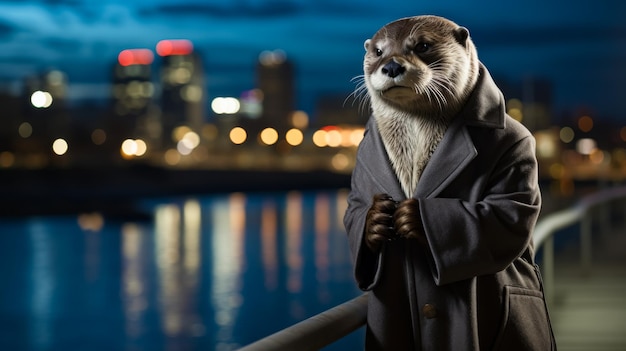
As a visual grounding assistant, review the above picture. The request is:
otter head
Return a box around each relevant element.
[363,15,479,118]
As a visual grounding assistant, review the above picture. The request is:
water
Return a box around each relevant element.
[0,190,365,351]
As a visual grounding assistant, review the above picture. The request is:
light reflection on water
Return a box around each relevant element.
[0,190,363,351]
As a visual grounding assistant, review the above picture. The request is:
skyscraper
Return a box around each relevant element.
[111,48,155,148]
[157,39,206,149]
[256,50,295,136]
[21,70,69,155]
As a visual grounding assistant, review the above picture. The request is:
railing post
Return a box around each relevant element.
[542,236,554,307]
[581,213,592,276]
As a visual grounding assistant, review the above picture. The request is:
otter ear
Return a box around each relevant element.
[364,39,371,52]
[454,27,470,46]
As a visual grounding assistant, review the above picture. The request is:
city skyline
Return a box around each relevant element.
[0,0,625,120]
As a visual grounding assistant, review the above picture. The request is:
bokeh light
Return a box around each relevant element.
[285,129,304,146]
[31,91,53,108]
[559,127,575,143]
[259,128,278,146]
[18,122,33,138]
[52,138,68,155]
[121,139,138,156]
[91,129,107,145]
[312,130,327,147]
[331,153,350,171]
[578,115,593,132]
[134,139,147,156]
[576,138,596,155]
[350,128,365,146]
[121,139,148,158]
[0,151,15,168]
[212,97,241,114]
[229,127,247,145]
[290,111,309,129]
[325,130,342,147]
[164,149,181,166]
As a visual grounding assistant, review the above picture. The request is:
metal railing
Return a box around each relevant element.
[237,293,368,351]
[239,185,626,351]
[533,185,626,305]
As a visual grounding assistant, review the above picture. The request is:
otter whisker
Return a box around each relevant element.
[427,86,445,112]
[345,75,372,113]
[431,76,455,98]
[413,83,434,106]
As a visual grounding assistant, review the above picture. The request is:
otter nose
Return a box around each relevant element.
[381,61,405,78]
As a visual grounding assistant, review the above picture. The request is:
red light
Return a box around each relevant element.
[321,125,340,132]
[156,40,194,56]
[118,49,154,66]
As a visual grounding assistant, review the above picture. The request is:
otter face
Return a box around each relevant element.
[363,15,478,116]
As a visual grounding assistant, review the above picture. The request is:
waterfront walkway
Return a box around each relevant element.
[549,226,626,351]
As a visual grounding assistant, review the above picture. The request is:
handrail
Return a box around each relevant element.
[533,186,626,248]
[237,293,368,351]
[532,185,626,305]
[238,185,626,351]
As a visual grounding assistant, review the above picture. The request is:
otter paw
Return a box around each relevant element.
[364,193,398,252]
[393,198,425,243]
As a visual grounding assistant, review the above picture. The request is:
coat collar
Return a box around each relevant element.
[360,64,507,200]
[458,63,507,130]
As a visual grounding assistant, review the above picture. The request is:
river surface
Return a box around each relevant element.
[0,189,364,351]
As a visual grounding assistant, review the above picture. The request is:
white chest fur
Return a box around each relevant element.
[375,111,448,198]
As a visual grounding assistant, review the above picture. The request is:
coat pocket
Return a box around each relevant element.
[492,286,554,351]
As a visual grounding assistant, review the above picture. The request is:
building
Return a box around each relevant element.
[110,48,155,149]
[256,50,295,136]
[157,39,206,150]
[521,77,553,132]
[20,70,69,158]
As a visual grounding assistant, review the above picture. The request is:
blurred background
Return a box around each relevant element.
[0,0,625,350]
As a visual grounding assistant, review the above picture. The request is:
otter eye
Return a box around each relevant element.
[413,42,430,54]
[375,48,383,57]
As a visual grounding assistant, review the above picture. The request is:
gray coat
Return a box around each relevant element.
[344,67,556,351]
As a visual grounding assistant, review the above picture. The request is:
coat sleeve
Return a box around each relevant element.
[343,128,388,291]
[419,134,541,286]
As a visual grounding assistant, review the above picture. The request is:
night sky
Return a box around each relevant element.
[0,0,625,121]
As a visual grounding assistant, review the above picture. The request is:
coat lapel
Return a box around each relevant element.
[358,118,405,200]
[415,118,477,199]
[415,64,506,199]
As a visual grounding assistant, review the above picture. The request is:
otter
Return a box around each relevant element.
[344,15,555,351]
[357,15,479,198]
